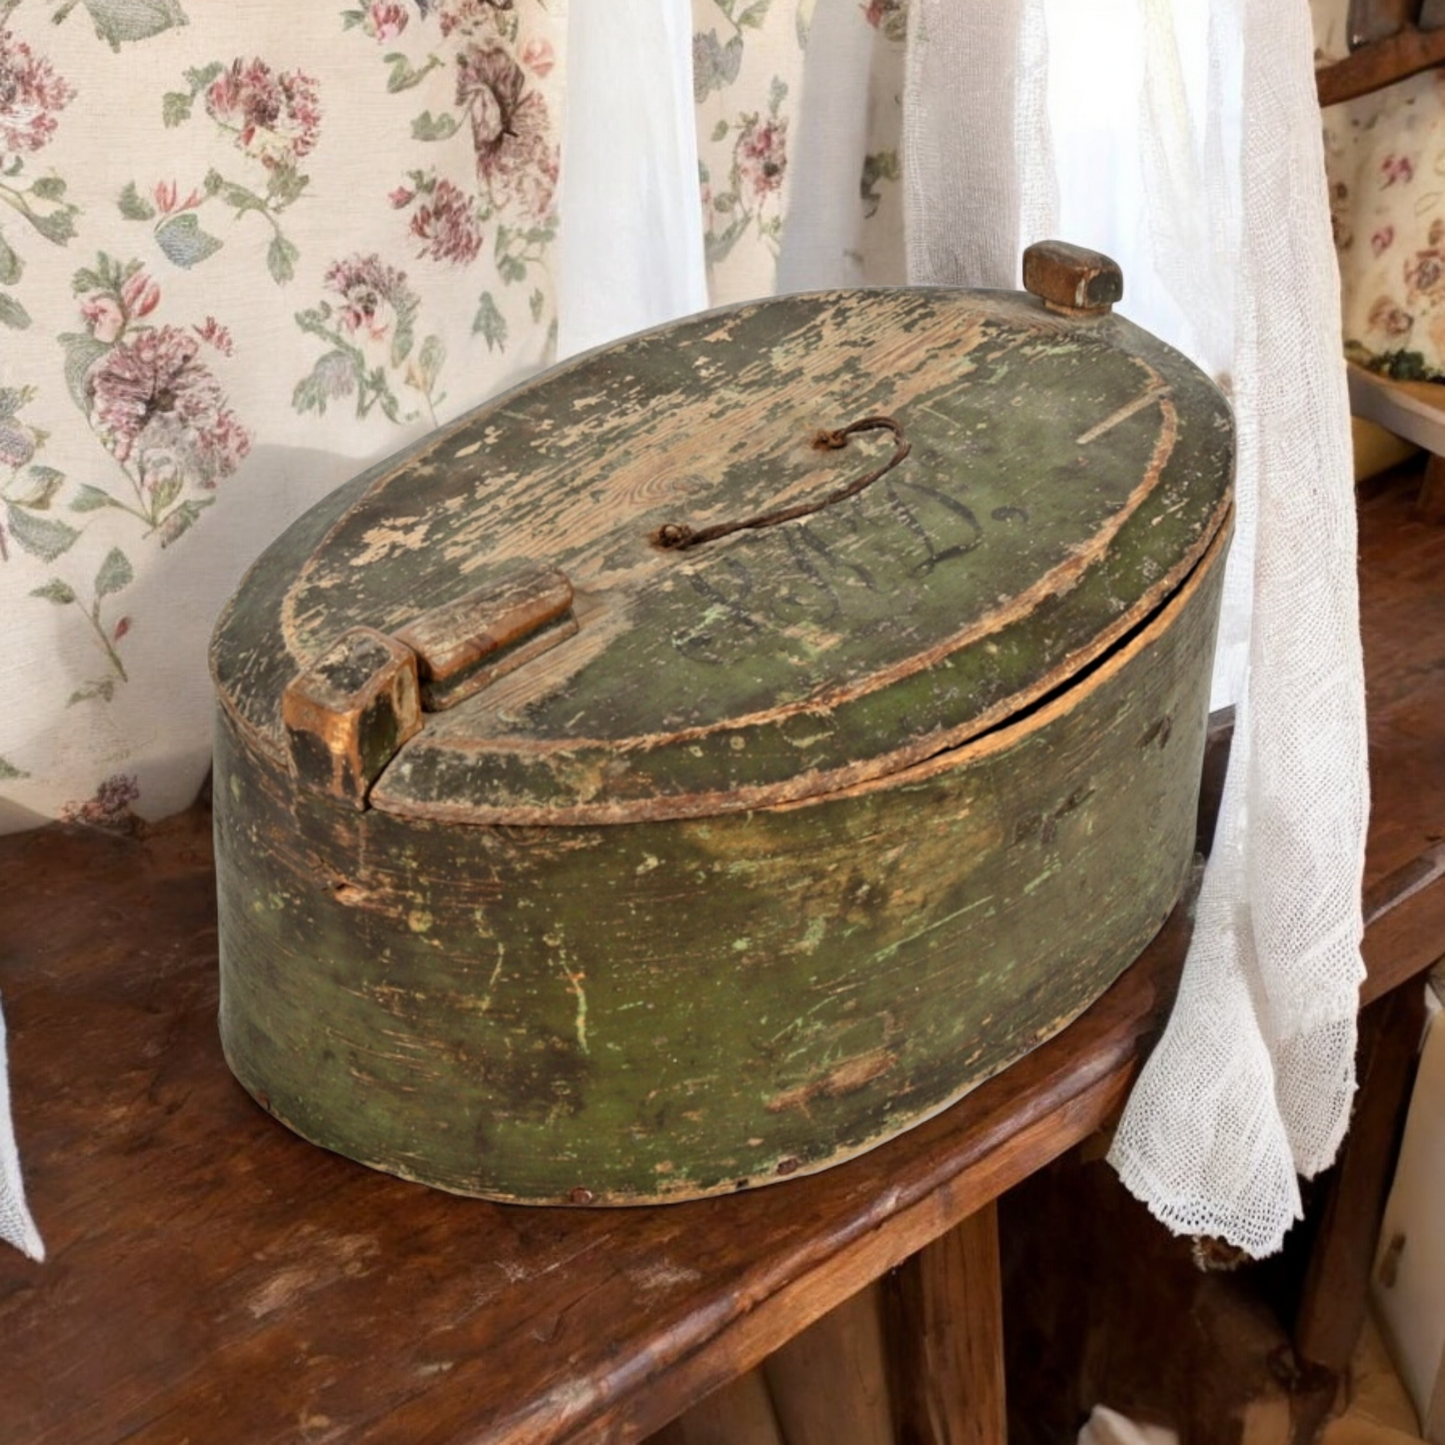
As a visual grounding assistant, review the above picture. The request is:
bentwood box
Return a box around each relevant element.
[209,241,1234,1204]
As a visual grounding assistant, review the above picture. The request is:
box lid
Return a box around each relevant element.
[211,245,1233,825]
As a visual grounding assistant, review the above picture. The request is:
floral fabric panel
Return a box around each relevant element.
[0,0,905,831]
[693,0,804,300]
[692,0,906,304]
[0,1,565,831]
[1315,0,1445,379]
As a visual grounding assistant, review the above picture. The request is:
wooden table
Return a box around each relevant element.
[2,465,1443,1444]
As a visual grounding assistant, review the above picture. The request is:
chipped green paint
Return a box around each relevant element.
[211,287,1232,825]
[210,281,1234,1203]
[214,530,1227,1201]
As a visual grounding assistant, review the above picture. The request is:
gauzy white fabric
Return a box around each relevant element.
[556,0,707,360]
[775,2,884,293]
[0,999,42,1261]
[1078,1406,1180,1445]
[906,0,1367,1256]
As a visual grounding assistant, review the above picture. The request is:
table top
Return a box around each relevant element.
[2,465,1442,1445]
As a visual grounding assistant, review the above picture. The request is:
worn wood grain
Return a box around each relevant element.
[1317,24,1445,105]
[213,287,1232,824]
[3,462,1443,1445]
[1022,240,1123,316]
[1418,453,1445,523]
[644,1370,783,1445]
[216,524,1228,1204]
[1358,467,1445,906]
[761,1282,895,1445]
[281,626,421,806]
[1000,1143,1301,1445]
[0,805,1190,1445]
[211,277,1233,1206]
[394,559,578,713]
[1292,985,1426,1434]
[882,1203,1006,1445]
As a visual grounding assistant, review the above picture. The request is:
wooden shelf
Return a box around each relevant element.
[1,465,1443,1443]
[1318,25,1445,107]
[1349,364,1445,458]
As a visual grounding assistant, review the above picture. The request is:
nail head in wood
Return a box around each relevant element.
[1023,240,1124,317]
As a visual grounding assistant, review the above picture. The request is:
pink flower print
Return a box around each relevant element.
[1329,180,1353,250]
[862,0,906,39]
[364,1,410,40]
[1371,226,1395,257]
[80,268,161,342]
[456,45,559,220]
[735,116,788,199]
[82,293,126,344]
[1368,295,1414,338]
[408,178,484,265]
[154,179,203,216]
[0,420,34,469]
[87,326,251,489]
[62,773,141,833]
[121,270,160,321]
[0,29,74,160]
[389,184,415,208]
[521,37,555,76]
[1406,248,1445,301]
[438,0,514,38]
[1381,153,1415,187]
[205,58,321,171]
[324,253,416,341]
[193,316,235,355]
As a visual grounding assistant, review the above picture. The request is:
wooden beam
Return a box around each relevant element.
[646,1371,784,1445]
[762,1284,895,1445]
[882,1204,1007,1445]
[1291,985,1428,1439]
[1318,26,1445,107]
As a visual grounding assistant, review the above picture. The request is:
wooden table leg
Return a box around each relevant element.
[1418,454,1445,523]
[761,1282,897,1445]
[882,1200,1007,1445]
[646,1369,786,1445]
[1291,982,1427,1442]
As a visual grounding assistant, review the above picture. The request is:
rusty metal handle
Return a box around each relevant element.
[651,415,911,552]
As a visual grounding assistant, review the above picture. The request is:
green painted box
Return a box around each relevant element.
[210,243,1234,1204]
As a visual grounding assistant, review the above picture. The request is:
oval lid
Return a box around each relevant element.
[212,253,1233,826]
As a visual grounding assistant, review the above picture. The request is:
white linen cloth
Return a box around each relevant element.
[906,0,1366,1256]
[0,1000,43,1260]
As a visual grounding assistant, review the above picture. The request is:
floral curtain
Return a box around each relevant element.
[0,0,906,836]
[1315,0,1445,379]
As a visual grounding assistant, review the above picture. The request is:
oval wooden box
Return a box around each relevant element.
[210,246,1234,1204]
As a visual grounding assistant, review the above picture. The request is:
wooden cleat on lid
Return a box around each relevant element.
[281,628,421,808]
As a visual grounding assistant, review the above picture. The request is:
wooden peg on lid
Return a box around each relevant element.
[1023,240,1124,318]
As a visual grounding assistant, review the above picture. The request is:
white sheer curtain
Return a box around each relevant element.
[907,0,1365,1256]
[557,0,707,359]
